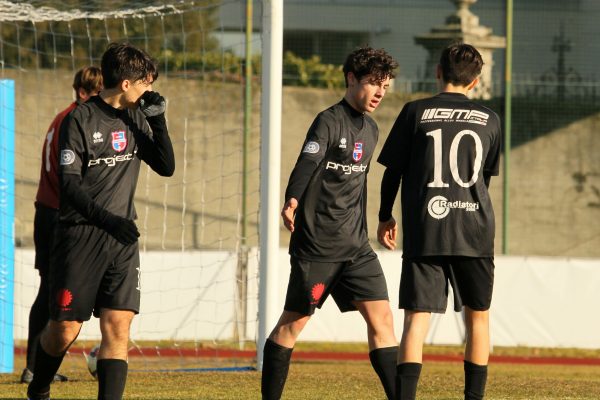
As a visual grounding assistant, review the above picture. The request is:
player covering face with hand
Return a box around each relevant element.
[377,43,501,400]
[262,47,399,400]
[27,42,175,400]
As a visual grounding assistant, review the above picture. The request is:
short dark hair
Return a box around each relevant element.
[101,42,158,89]
[343,47,398,87]
[72,66,103,96]
[439,43,483,86]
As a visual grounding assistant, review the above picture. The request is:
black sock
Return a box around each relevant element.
[261,339,293,400]
[26,274,50,370]
[27,343,64,397]
[97,359,128,400]
[395,362,422,400]
[369,346,398,399]
[464,360,487,400]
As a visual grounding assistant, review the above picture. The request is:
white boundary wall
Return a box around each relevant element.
[13,249,600,348]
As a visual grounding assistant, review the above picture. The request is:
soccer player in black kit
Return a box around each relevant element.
[27,43,175,400]
[377,43,501,400]
[261,47,399,400]
[23,66,103,385]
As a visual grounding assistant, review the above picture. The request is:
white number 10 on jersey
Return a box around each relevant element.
[426,128,483,188]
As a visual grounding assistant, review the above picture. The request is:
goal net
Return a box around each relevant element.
[1,0,261,371]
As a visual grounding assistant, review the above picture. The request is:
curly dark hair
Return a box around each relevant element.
[342,46,399,87]
[101,42,158,89]
[439,43,483,86]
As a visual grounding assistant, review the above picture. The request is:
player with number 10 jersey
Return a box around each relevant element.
[378,91,501,257]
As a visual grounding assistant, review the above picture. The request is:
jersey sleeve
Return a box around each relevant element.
[483,112,502,177]
[134,112,175,177]
[377,102,415,174]
[284,113,332,201]
[58,112,85,177]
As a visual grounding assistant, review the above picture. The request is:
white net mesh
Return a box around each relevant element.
[2,0,261,370]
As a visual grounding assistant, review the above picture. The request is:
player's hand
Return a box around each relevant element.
[139,91,166,117]
[103,214,140,245]
[281,198,298,232]
[377,217,397,250]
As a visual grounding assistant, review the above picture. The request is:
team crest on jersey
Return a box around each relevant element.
[352,142,363,162]
[111,131,127,152]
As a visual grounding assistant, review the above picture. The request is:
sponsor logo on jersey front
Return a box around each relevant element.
[88,152,134,167]
[352,142,363,162]
[302,141,320,154]
[92,131,104,144]
[111,130,127,152]
[427,195,480,219]
[60,149,75,165]
[325,161,367,175]
[421,108,489,126]
[339,138,347,149]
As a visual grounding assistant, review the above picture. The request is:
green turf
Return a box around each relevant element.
[3,353,600,399]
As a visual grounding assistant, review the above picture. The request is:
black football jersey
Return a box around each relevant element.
[59,96,161,224]
[378,92,501,257]
[287,100,378,261]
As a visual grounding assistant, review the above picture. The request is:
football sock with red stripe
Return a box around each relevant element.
[395,362,422,400]
[97,359,128,400]
[27,343,64,398]
[261,339,293,400]
[464,360,487,400]
[369,346,398,399]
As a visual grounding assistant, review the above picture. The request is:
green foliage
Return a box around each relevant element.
[0,1,346,88]
[0,1,220,70]
[158,49,344,89]
[283,51,344,89]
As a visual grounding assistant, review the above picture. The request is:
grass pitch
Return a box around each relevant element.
[3,349,600,399]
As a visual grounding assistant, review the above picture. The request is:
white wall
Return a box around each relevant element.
[13,249,600,348]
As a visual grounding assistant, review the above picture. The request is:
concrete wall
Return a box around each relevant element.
[13,249,600,348]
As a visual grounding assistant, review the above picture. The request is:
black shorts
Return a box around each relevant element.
[49,224,140,321]
[33,203,59,272]
[399,256,494,313]
[284,251,389,316]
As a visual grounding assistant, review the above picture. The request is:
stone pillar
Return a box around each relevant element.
[414,0,505,99]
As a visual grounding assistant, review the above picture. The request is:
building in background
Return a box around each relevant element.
[219,0,597,97]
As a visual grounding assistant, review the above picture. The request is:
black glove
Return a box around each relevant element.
[139,91,166,117]
[102,214,140,245]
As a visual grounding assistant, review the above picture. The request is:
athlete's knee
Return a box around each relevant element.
[100,309,134,342]
[270,311,310,343]
[465,308,489,325]
[41,320,82,355]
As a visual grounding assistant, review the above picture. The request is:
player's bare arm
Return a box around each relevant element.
[281,198,298,232]
[377,218,397,250]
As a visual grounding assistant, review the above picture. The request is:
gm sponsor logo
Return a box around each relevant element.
[421,108,489,126]
[427,195,480,219]
[325,161,367,175]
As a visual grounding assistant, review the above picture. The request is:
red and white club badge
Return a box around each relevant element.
[111,130,127,152]
[352,142,363,162]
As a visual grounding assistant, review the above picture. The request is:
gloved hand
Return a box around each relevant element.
[102,214,140,245]
[139,91,166,117]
